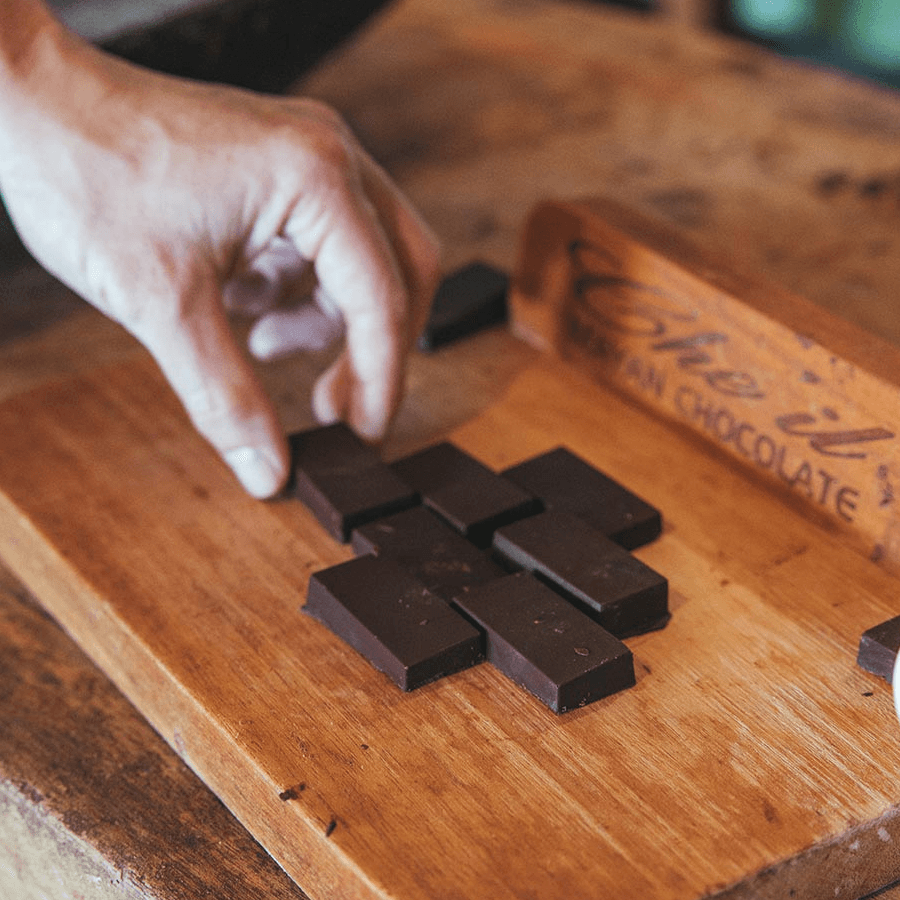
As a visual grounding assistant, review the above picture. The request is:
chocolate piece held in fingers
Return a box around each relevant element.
[288,423,418,542]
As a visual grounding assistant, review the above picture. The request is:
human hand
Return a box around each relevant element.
[0,16,439,498]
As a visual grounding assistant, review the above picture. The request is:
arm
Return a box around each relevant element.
[0,0,439,497]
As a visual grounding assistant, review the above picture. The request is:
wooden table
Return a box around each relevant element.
[5,0,900,897]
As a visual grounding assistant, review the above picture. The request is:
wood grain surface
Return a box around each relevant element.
[6,0,900,896]
[2,344,900,899]
[0,562,313,900]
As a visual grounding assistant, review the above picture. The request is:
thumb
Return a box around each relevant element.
[133,271,290,498]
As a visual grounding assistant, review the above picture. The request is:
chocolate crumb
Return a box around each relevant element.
[861,178,888,197]
[816,171,849,196]
[278,783,306,801]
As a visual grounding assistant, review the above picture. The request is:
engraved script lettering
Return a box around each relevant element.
[563,236,897,524]
[775,412,895,459]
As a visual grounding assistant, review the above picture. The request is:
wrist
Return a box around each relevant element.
[0,1,104,183]
[0,0,66,81]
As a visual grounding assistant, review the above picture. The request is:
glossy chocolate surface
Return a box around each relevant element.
[493,510,668,637]
[306,554,484,691]
[289,423,418,541]
[453,571,635,713]
[502,447,661,549]
[417,261,509,352]
[391,442,540,547]
[351,506,505,601]
[857,614,900,684]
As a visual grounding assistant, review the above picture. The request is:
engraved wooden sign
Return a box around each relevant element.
[511,198,900,572]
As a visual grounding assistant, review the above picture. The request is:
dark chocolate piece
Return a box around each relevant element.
[502,447,661,549]
[493,510,668,638]
[857,615,900,683]
[351,506,505,602]
[417,261,509,352]
[453,572,635,713]
[305,554,483,691]
[390,442,540,548]
[289,423,418,542]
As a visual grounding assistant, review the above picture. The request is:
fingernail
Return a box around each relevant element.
[224,446,283,498]
[350,414,386,444]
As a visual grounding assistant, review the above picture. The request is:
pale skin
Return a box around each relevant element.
[0,0,440,497]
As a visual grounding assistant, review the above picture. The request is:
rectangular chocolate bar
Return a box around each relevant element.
[857,614,900,684]
[417,261,509,352]
[493,510,668,637]
[390,442,540,547]
[351,506,505,602]
[288,423,418,542]
[502,447,661,549]
[305,554,484,691]
[452,571,635,713]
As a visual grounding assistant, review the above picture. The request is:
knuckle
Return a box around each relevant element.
[118,264,213,356]
[267,106,356,183]
[307,129,357,187]
[295,97,350,133]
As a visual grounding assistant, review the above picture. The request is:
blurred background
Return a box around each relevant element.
[46,0,900,94]
[722,0,900,89]
[610,0,900,89]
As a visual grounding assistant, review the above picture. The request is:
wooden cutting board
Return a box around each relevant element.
[3,214,900,899]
